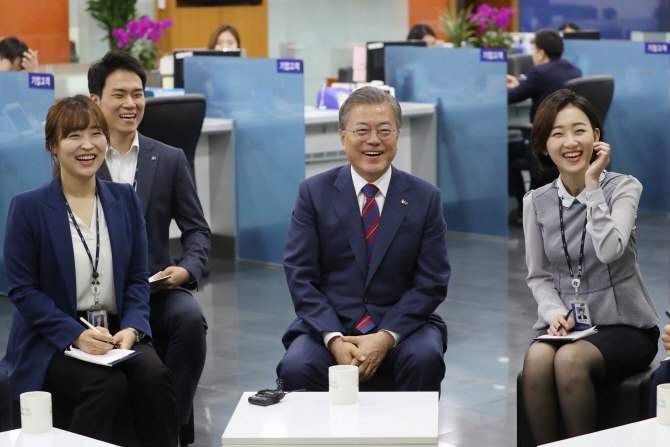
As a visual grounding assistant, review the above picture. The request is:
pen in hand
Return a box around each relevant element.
[556,308,574,335]
[665,311,670,320]
[79,317,119,349]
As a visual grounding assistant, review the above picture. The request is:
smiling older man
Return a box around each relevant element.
[277,87,450,393]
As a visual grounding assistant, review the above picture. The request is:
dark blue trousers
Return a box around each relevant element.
[277,322,446,393]
[649,360,670,417]
[150,288,208,425]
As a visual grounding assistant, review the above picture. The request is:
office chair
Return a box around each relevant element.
[563,75,614,125]
[507,53,533,79]
[137,94,207,179]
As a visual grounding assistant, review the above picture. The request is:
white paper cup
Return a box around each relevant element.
[20,391,53,434]
[658,384,670,425]
[329,365,358,405]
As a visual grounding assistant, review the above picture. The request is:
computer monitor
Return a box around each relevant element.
[173,49,242,88]
[561,30,600,40]
[366,40,427,83]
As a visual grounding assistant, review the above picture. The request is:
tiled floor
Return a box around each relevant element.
[0,215,668,446]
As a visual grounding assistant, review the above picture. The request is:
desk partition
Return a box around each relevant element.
[184,57,305,265]
[385,47,509,238]
[0,72,54,294]
[563,40,670,213]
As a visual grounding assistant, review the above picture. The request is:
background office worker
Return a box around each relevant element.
[407,24,436,47]
[0,36,38,72]
[507,29,582,122]
[277,87,449,392]
[1,96,177,446]
[208,24,240,50]
[88,50,210,441]
[507,29,582,212]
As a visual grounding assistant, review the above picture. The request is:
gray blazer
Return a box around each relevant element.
[97,133,211,289]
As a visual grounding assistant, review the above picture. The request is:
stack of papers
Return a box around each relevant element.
[535,326,598,342]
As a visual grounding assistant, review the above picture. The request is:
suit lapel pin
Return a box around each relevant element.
[151,156,157,161]
[401,199,408,205]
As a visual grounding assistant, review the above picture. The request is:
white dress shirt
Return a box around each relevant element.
[523,171,641,327]
[72,196,117,313]
[322,166,403,348]
[105,132,140,186]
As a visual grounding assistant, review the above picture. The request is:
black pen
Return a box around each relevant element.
[556,308,574,335]
[665,311,670,320]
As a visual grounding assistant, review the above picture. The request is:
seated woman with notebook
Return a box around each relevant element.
[521,89,660,445]
[0,96,177,446]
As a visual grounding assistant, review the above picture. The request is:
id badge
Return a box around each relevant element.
[569,300,592,330]
[87,309,108,329]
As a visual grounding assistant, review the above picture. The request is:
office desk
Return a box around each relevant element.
[221,391,439,446]
[541,418,670,446]
[0,428,119,446]
[305,102,437,185]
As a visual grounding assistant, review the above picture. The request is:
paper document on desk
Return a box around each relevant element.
[536,326,598,342]
[64,346,141,366]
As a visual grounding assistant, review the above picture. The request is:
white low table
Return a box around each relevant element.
[541,418,670,446]
[0,428,118,446]
[222,391,438,446]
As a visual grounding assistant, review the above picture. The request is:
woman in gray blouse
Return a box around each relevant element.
[521,89,660,445]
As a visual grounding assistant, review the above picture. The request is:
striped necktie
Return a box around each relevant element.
[357,183,379,334]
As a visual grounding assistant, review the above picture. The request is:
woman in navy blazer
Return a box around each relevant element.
[0,96,176,446]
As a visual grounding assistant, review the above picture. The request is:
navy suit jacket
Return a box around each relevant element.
[508,58,582,121]
[0,176,151,400]
[282,165,450,351]
[97,133,210,287]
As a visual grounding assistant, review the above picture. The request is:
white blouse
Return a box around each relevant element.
[523,173,641,327]
[70,196,117,313]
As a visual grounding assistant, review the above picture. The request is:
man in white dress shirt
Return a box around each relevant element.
[88,50,210,445]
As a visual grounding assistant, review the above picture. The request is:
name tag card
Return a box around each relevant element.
[645,42,669,54]
[480,49,506,62]
[277,59,303,74]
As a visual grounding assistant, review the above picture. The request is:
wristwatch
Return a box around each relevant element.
[123,327,144,343]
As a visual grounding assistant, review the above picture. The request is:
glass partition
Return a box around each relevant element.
[268,0,409,105]
[184,56,305,265]
[386,47,509,238]
[0,72,54,294]
[563,40,670,213]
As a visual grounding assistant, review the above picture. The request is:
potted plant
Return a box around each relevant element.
[439,4,475,48]
[86,0,137,51]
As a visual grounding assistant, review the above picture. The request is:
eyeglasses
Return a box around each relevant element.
[345,127,397,141]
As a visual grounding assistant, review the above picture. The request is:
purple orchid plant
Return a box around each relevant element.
[469,4,516,50]
[112,17,174,70]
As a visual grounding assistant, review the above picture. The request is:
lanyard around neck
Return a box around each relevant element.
[558,197,587,290]
[65,191,100,283]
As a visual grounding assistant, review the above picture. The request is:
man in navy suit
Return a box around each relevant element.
[277,87,449,392]
[88,51,209,443]
[507,28,582,122]
[507,29,582,211]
